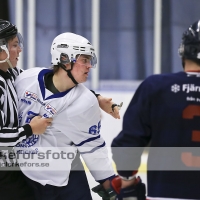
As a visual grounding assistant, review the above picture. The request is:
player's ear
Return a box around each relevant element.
[60,53,70,64]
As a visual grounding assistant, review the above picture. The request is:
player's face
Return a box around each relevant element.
[71,55,92,83]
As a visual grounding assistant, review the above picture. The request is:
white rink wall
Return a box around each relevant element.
[83,91,148,200]
[99,91,134,147]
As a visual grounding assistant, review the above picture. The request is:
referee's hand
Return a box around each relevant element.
[29,116,53,135]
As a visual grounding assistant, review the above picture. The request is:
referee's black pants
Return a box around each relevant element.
[0,170,35,200]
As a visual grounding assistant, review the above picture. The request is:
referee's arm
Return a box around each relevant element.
[0,86,32,147]
[0,125,32,147]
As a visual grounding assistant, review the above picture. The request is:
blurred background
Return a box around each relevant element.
[1,0,200,90]
[1,0,200,199]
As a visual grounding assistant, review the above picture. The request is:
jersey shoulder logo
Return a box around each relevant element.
[44,104,57,115]
[24,91,38,101]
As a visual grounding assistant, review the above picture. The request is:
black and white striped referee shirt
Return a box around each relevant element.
[0,67,32,147]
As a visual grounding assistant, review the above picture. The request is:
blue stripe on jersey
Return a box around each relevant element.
[79,141,105,154]
[75,135,100,146]
[38,69,73,100]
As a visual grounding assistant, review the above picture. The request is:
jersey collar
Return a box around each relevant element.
[38,69,74,100]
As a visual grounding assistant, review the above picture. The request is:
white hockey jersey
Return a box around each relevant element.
[14,68,114,186]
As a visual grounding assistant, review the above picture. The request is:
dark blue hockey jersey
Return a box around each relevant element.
[112,71,200,199]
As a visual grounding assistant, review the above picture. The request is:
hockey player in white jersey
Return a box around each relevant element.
[14,32,117,200]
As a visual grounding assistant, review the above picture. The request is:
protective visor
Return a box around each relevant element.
[17,32,24,50]
[90,53,97,68]
[76,54,97,68]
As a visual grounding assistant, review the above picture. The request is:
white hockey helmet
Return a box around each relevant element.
[51,32,97,68]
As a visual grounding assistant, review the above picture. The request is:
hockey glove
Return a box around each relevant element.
[111,176,146,200]
[91,184,116,200]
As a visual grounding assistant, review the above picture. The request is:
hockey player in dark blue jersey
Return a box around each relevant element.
[111,20,200,200]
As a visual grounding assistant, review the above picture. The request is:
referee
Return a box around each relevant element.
[0,19,52,200]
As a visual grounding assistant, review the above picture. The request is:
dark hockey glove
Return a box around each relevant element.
[91,184,116,200]
[111,176,146,200]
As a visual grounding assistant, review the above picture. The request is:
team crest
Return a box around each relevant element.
[16,135,39,148]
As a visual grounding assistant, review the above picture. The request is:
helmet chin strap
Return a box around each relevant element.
[58,63,79,85]
[6,60,13,68]
[0,45,13,68]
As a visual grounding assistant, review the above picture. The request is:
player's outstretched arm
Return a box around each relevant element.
[90,90,123,119]
[97,95,123,119]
